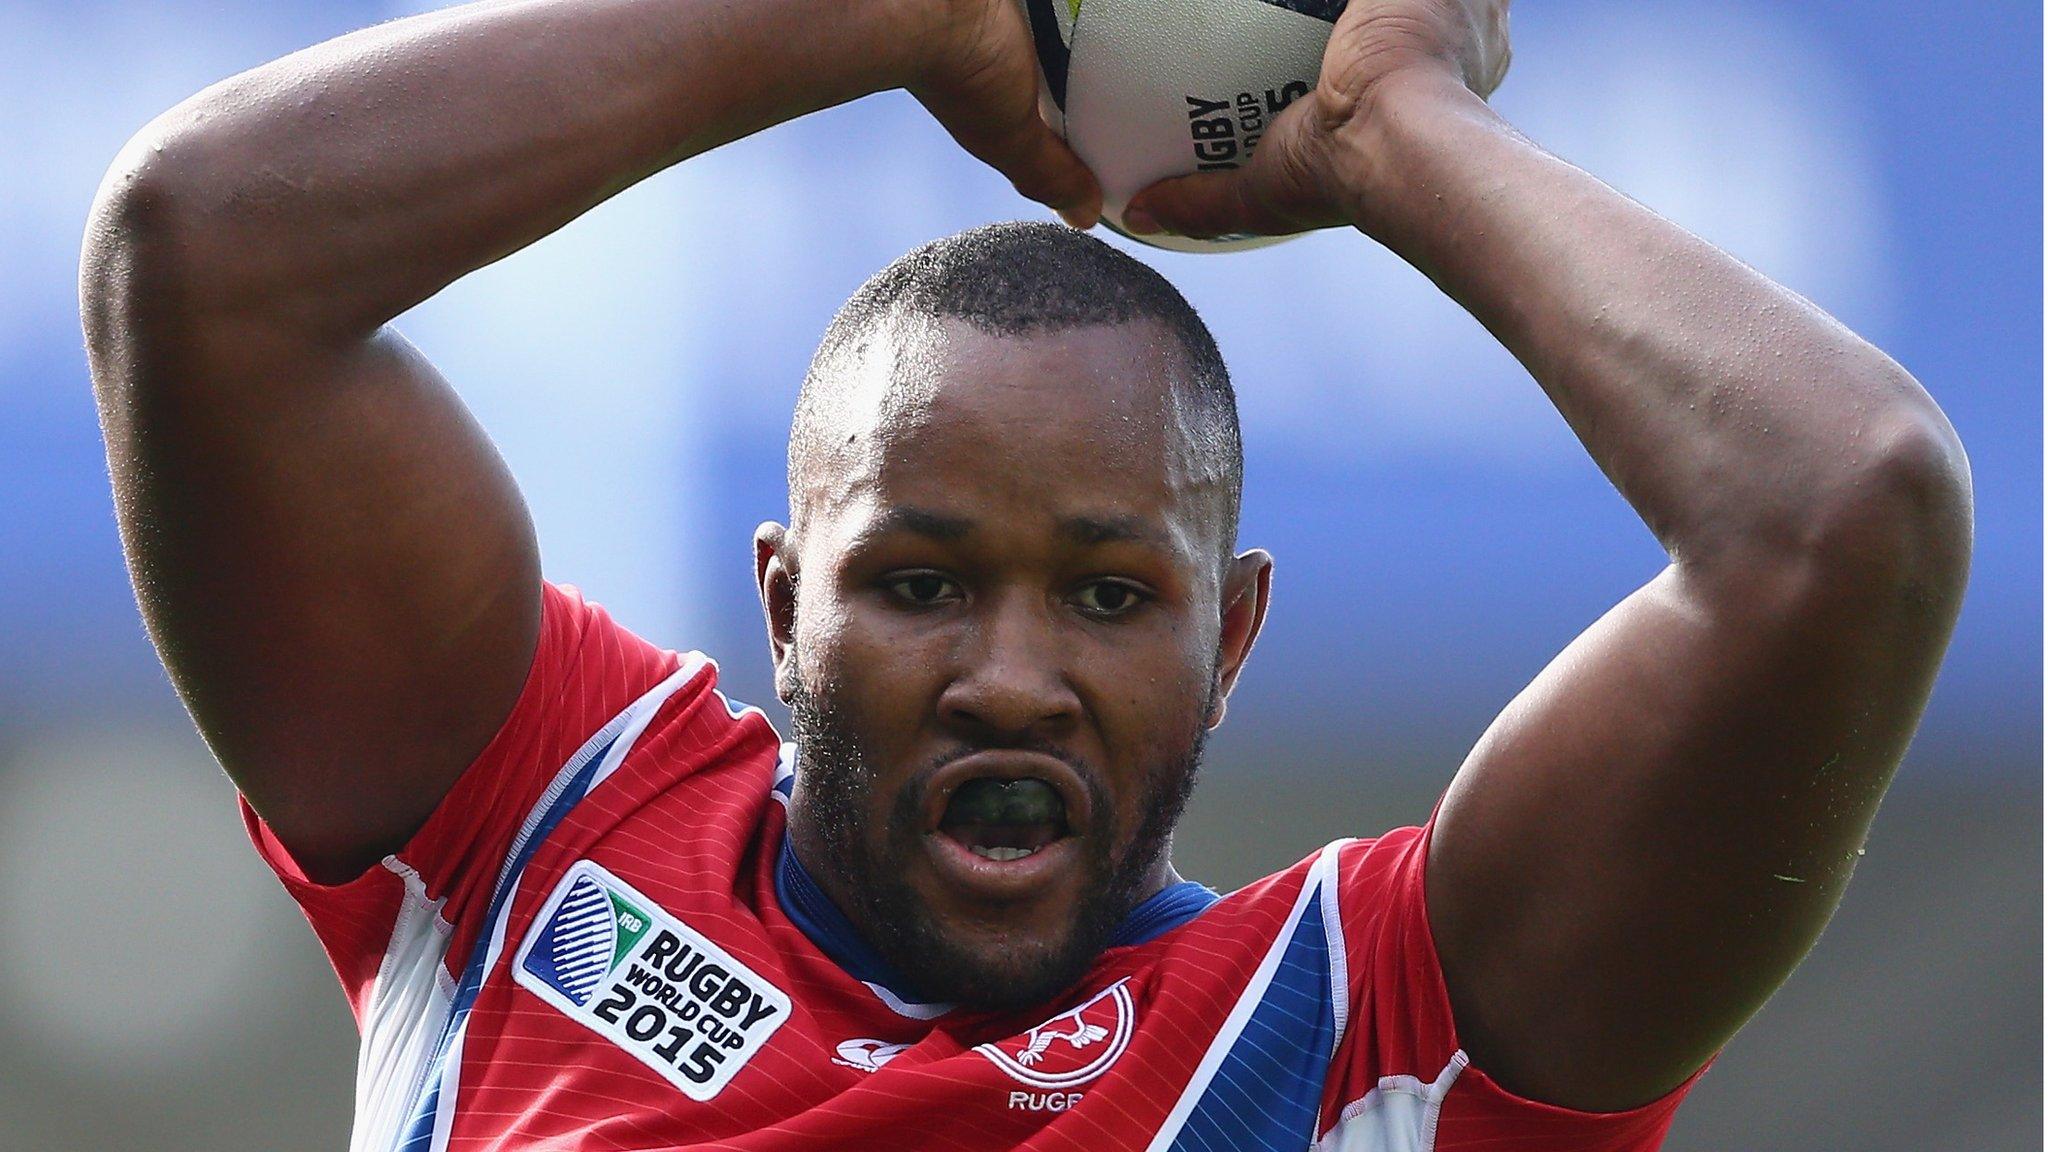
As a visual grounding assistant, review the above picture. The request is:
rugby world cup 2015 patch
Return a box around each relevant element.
[514,860,789,1101]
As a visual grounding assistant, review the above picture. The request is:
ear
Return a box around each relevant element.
[1206,548,1274,729]
[755,522,800,703]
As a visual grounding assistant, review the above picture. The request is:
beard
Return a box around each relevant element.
[785,673,1212,1011]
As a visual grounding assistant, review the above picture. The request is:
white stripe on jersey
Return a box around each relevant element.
[351,861,455,1152]
[1144,840,1345,1152]
[356,656,705,1152]
[1316,838,1356,1059]
[1313,1050,1468,1152]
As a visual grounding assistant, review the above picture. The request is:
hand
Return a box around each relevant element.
[910,0,1103,229]
[1125,0,1510,240]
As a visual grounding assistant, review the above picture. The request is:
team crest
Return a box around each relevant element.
[975,979,1135,1088]
[514,861,790,1101]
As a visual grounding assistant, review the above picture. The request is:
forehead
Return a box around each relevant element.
[797,316,1219,554]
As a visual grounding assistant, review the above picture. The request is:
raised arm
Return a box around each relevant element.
[82,0,1097,883]
[1132,0,1972,1111]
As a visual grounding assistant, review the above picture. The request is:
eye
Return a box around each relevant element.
[1072,579,1148,617]
[884,571,961,606]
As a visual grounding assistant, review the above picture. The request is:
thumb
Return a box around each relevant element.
[1124,169,1270,240]
[1126,102,1340,239]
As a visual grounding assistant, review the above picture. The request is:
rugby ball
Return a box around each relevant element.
[1021,0,1344,252]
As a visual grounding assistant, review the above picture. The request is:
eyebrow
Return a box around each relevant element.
[870,507,974,541]
[1058,515,1169,548]
[864,508,1171,550]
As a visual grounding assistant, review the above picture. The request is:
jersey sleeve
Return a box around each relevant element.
[239,581,690,1024]
[1317,820,1705,1151]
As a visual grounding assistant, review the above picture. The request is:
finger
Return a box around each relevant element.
[1482,32,1512,98]
[996,117,1103,230]
[1466,0,1512,98]
[1486,1,1513,97]
[1125,169,1270,240]
[921,92,1103,230]
[1127,105,1334,239]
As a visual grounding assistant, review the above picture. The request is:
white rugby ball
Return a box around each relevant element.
[1020,0,1344,253]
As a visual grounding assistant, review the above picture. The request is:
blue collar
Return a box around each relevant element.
[774,835,1218,1002]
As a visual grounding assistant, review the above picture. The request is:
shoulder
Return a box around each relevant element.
[520,580,783,798]
[1197,829,1430,949]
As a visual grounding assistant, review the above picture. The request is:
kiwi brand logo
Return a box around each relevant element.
[833,1037,911,1073]
[976,978,1135,1089]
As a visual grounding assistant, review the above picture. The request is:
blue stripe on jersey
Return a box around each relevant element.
[773,833,906,990]
[1165,891,1336,1152]
[394,733,621,1152]
[1109,881,1220,947]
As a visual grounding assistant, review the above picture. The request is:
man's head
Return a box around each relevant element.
[757,222,1271,1009]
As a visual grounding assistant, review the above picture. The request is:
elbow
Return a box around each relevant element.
[81,127,215,358]
[1881,397,1973,536]
[1684,363,1974,627]
[1834,377,1973,589]
[82,113,283,394]
[1766,376,1974,619]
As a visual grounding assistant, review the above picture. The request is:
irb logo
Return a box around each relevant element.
[514,861,790,1100]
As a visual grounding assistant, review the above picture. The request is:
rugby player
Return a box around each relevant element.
[80,0,1971,1147]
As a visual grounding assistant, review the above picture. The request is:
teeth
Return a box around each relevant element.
[969,845,1036,862]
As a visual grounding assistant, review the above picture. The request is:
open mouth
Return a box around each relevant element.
[918,751,1094,894]
[938,777,1070,862]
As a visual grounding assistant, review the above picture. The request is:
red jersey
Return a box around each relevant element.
[245,583,1697,1151]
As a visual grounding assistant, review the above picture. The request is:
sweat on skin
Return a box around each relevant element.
[761,311,1271,1008]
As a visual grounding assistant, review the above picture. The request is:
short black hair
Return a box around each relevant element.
[790,221,1243,547]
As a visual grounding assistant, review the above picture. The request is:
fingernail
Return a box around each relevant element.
[1123,205,1162,235]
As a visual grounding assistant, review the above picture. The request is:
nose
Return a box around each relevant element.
[937,587,1082,740]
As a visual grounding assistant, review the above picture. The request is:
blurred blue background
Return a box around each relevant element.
[0,0,2037,1149]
